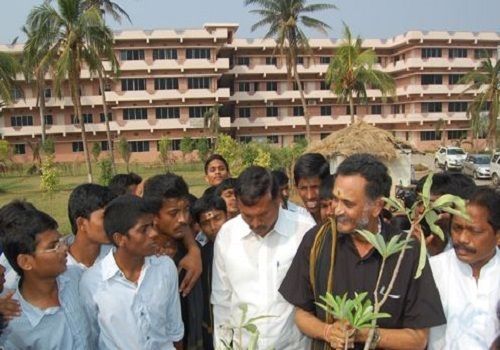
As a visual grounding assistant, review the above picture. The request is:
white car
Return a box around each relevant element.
[491,153,500,187]
[434,147,467,171]
[462,154,491,179]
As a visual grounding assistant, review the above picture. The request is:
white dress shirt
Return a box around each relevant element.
[79,249,184,350]
[211,208,315,350]
[428,248,500,349]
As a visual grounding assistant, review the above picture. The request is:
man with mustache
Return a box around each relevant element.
[280,153,445,349]
[211,166,315,349]
[428,188,500,349]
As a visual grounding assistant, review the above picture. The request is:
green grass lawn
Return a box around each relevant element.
[0,161,208,234]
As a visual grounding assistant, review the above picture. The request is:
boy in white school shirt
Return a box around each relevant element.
[79,194,183,350]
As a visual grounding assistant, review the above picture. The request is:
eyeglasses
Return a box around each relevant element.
[34,237,68,254]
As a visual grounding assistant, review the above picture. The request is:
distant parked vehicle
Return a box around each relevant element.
[462,154,491,179]
[434,147,467,171]
[491,152,500,187]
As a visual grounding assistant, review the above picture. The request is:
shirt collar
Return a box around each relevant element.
[237,207,289,239]
[101,248,154,281]
[453,246,500,277]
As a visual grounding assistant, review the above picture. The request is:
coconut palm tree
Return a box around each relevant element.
[245,0,336,144]
[25,0,117,183]
[83,0,131,23]
[0,51,19,106]
[203,103,222,150]
[326,24,395,124]
[461,57,500,151]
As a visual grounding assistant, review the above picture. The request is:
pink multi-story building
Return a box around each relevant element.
[1,23,498,163]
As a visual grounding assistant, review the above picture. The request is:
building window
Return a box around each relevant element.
[236,57,250,66]
[266,106,278,117]
[121,78,146,91]
[253,82,259,92]
[293,81,304,90]
[72,141,84,152]
[43,115,53,125]
[421,74,443,85]
[123,108,148,120]
[420,131,442,141]
[320,133,330,140]
[294,134,306,143]
[320,81,329,90]
[155,78,179,90]
[238,82,250,92]
[13,144,26,155]
[267,135,279,144]
[170,139,181,151]
[44,88,52,98]
[239,107,251,118]
[371,105,382,114]
[72,114,93,124]
[448,102,468,112]
[12,88,23,100]
[239,136,252,144]
[100,140,110,151]
[153,48,178,60]
[421,102,442,113]
[320,105,331,116]
[156,107,180,119]
[266,81,278,91]
[265,56,277,65]
[448,74,464,85]
[120,49,145,61]
[346,105,357,115]
[293,106,304,116]
[296,57,304,65]
[449,48,467,58]
[474,49,493,59]
[421,48,442,58]
[11,115,33,127]
[447,130,468,140]
[129,141,150,153]
[188,77,210,89]
[100,113,113,123]
[186,48,211,59]
[189,106,209,118]
[320,56,331,64]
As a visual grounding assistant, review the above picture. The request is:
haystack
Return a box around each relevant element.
[307,121,417,187]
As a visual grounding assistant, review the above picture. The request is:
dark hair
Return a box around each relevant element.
[271,169,289,187]
[108,173,142,196]
[68,184,116,235]
[235,166,279,206]
[204,154,229,174]
[0,200,37,239]
[186,193,198,219]
[336,153,392,200]
[293,153,329,185]
[416,172,476,199]
[104,195,158,245]
[143,173,189,205]
[215,178,237,197]
[2,209,58,277]
[192,195,227,224]
[468,187,500,232]
[319,174,335,200]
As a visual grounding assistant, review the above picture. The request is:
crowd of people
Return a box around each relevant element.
[0,152,498,350]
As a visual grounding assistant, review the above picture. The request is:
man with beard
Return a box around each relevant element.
[279,153,445,350]
[428,187,500,349]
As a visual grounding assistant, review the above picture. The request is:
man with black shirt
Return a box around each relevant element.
[279,154,445,350]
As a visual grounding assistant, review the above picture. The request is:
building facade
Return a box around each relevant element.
[1,23,499,163]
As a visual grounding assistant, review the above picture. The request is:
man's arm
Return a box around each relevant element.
[356,327,428,350]
[294,307,328,341]
[178,230,202,296]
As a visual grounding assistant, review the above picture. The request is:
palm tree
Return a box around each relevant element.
[245,0,336,144]
[326,24,395,124]
[461,57,500,151]
[25,0,117,183]
[83,0,131,23]
[0,51,19,106]
[203,103,222,150]
[435,117,447,146]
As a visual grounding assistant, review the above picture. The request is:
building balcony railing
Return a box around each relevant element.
[105,88,231,104]
[113,58,230,72]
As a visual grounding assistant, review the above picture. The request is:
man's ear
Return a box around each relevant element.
[112,232,125,247]
[17,254,34,272]
[76,216,87,233]
[371,197,385,218]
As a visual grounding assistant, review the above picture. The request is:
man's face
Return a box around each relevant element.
[154,198,190,240]
[119,214,158,257]
[320,199,334,223]
[83,208,109,244]
[332,174,382,234]
[280,184,290,203]
[451,204,499,269]
[199,209,227,241]
[205,159,229,186]
[296,176,322,215]
[238,192,280,237]
[28,230,68,278]
[220,188,239,216]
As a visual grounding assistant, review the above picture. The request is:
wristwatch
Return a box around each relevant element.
[369,327,381,349]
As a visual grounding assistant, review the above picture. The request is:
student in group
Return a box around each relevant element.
[319,174,335,223]
[192,195,228,350]
[204,154,230,187]
[271,169,291,210]
[215,177,239,219]
[67,184,116,272]
[79,195,183,349]
[0,208,91,349]
[293,153,330,223]
[108,172,143,197]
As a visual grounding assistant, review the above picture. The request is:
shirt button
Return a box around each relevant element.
[140,312,144,316]
[146,336,150,340]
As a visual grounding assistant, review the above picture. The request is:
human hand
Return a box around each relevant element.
[324,320,355,349]
[178,245,202,297]
[0,290,21,321]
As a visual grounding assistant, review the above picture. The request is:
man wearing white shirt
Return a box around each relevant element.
[429,188,500,349]
[211,166,315,349]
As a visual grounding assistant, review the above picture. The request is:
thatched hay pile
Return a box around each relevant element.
[307,121,416,161]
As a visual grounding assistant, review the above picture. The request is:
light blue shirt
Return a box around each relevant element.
[79,249,184,350]
[0,267,91,350]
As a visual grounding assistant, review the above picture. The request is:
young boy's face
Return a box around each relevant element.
[296,176,322,216]
[220,189,238,216]
[320,198,334,223]
[120,213,158,257]
[82,208,109,244]
[199,209,227,241]
[27,230,68,278]
[154,198,190,240]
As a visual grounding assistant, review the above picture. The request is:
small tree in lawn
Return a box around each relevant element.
[40,153,59,199]
[0,140,10,172]
[196,137,210,162]
[215,134,245,176]
[117,137,131,172]
[91,142,102,163]
[158,136,172,171]
[180,136,195,162]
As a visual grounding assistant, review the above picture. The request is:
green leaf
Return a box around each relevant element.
[422,174,433,208]
[424,210,444,241]
[415,230,428,279]
[440,206,470,220]
[432,194,466,210]
[383,196,405,213]
[357,229,387,256]
[243,324,258,334]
